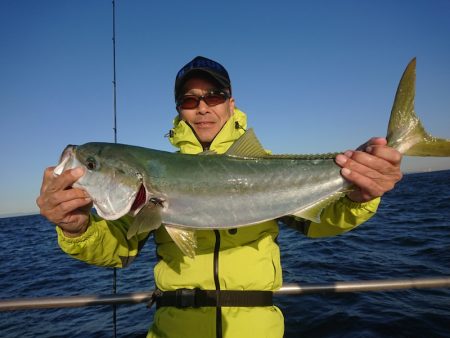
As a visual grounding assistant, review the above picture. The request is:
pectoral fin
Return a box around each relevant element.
[127,204,162,239]
[165,225,197,258]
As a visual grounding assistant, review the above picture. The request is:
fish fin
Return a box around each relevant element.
[291,192,345,223]
[387,58,450,156]
[165,225,197,258]
[127,204,162,239]
[198,150,217,155]
[225,128,268,157]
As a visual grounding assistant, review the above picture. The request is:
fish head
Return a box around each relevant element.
[54,143,148,220]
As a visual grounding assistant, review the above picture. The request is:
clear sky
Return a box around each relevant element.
[1,0,450,216]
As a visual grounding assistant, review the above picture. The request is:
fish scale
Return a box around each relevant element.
[138,152,347,229]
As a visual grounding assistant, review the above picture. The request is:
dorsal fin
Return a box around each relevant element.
[198,150,217,156]
[225,128,268,157]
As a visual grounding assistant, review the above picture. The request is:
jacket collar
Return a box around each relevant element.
[169,108,247,154]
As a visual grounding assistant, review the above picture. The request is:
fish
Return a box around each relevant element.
[54,58,450,257]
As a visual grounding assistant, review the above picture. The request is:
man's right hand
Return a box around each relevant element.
[36,166,92,237]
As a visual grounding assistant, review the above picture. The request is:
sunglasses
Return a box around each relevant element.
[177,90,230,110]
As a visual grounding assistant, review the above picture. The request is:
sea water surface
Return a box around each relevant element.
[0,170,449,337]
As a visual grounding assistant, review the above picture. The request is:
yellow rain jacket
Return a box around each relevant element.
[57,109,380,338]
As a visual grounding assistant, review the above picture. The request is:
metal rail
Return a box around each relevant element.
[278,277,450,294]
[1,277,449,311]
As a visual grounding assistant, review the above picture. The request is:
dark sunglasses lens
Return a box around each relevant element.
[178,92,228,109]
[204,94,227,106]
[179,97,199,109]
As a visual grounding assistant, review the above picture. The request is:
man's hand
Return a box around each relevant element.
[335,138,403,203]
[36,166,92,237]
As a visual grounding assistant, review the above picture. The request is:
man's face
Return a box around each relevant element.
[178,77,235,148]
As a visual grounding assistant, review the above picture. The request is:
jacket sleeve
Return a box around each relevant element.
[56,213,150,268]
[306,196,380,238]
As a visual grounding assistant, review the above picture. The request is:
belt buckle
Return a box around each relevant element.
[147,289,163,309]
[175,288,197,308]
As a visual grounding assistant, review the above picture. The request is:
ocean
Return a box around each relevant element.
[0,170,449,337]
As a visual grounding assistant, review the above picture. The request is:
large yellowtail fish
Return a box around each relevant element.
[54,59,450,257]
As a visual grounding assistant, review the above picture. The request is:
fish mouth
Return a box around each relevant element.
[130,184,147,212]
[54,145,78,176]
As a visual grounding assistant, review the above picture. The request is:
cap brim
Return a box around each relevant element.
[175,69,230,99]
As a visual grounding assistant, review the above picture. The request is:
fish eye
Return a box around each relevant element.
[86,157,97,171]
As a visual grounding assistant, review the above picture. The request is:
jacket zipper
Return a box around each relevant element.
[213,230,222,338]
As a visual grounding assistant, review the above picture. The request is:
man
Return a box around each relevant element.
[37,56,403,338]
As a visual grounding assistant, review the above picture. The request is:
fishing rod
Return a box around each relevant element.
[111,1,118,337]
[112,0,118,144]
[1,277,449,311]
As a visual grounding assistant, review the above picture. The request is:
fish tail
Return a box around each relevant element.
[387,58,450,156]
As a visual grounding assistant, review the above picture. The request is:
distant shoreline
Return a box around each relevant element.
[0,212,39,219]
[404,168,450,175]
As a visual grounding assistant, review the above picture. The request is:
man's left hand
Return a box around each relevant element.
[335,137,403,203]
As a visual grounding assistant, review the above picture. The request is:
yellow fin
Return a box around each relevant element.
[225,128,268,158]
[387,58,450,156]
[198,150,217,156]
[404,135,450,157]
[292,192,345,223]
[165,226,197,258]
[127,204,162,239]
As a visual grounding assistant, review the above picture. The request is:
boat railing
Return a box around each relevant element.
[1,276,449,311]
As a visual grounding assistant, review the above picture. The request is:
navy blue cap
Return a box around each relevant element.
[174,56,231,100]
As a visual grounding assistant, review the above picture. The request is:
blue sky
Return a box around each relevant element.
[1,0,450,216]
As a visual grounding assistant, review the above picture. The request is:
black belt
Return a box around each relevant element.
[152,288,273,308]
